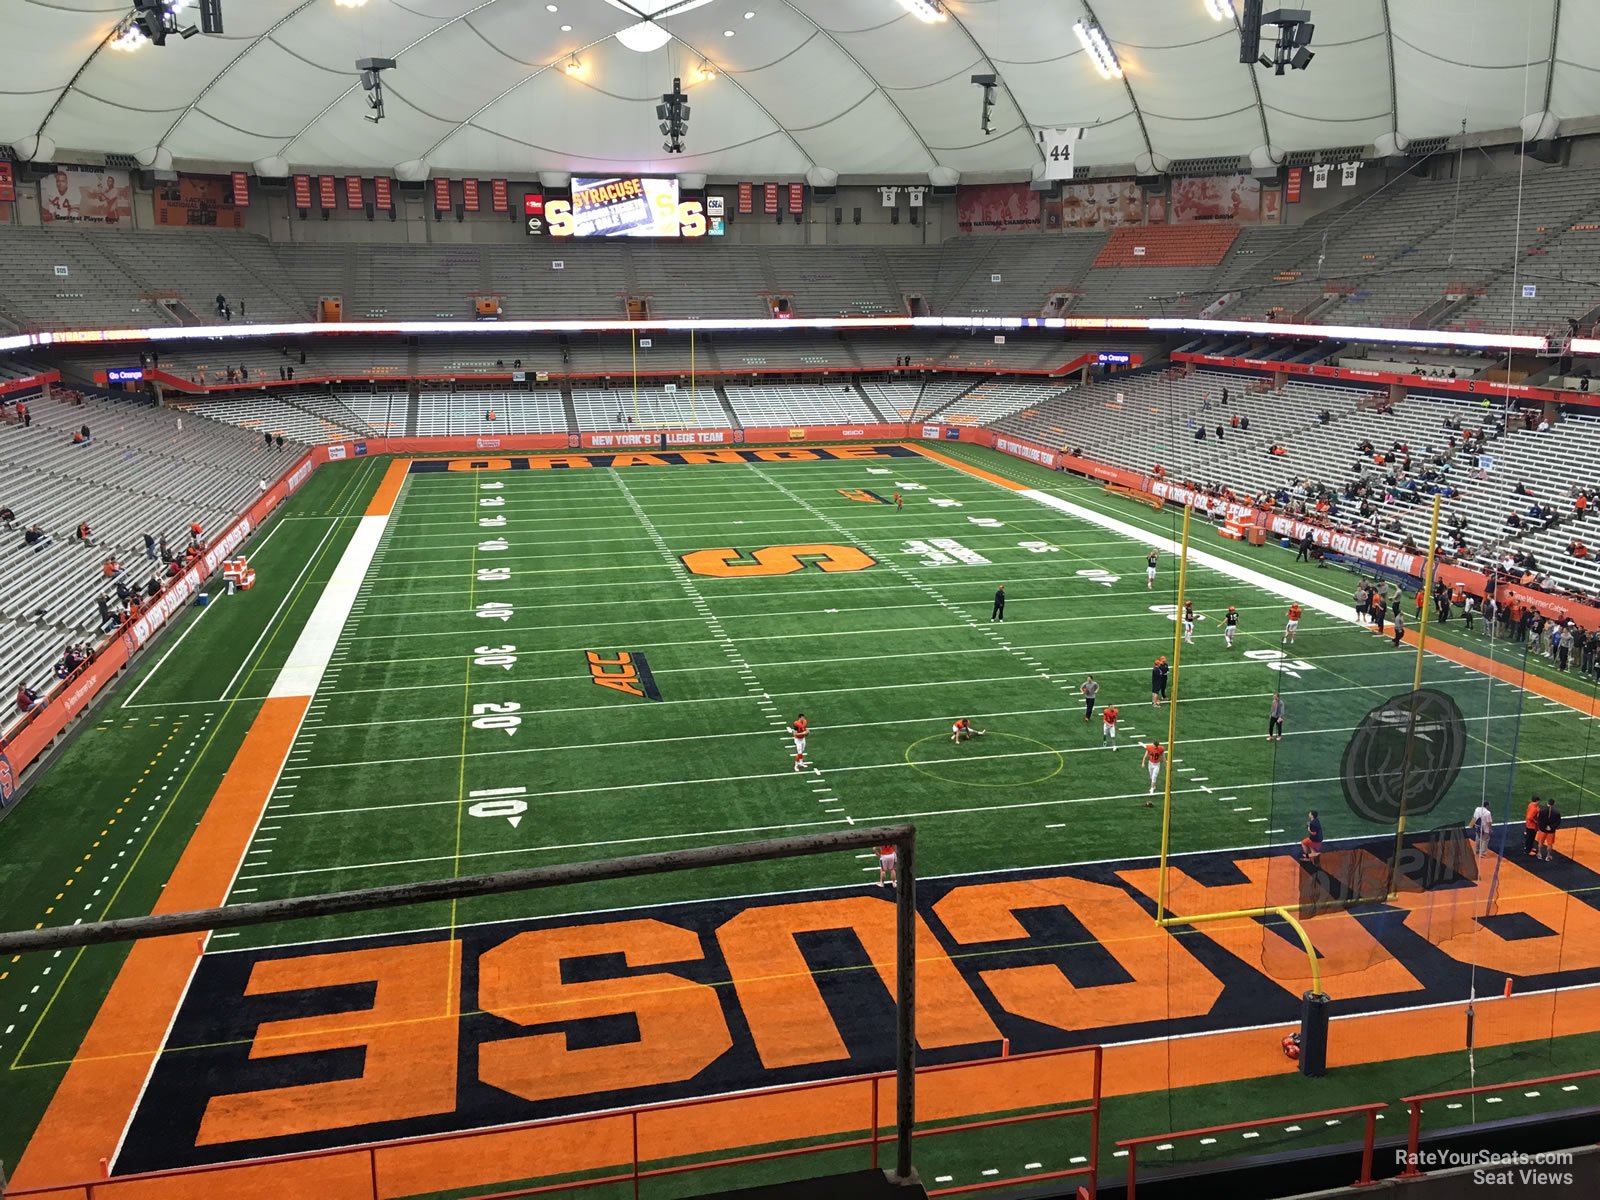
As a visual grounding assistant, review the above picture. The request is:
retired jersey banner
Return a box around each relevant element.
[40,166,132,225]
[763,183,779,214]
[434,178,452,211]
[229,171,249,208]
[788,182,804,214]
[374,176,392,210]
[317,175,337,210]
[491,178,509,213]
[344,175,363,209]
[292,174,312,209]
[154,174,246,229]
[463,178,480,212]
[737,182,753,215]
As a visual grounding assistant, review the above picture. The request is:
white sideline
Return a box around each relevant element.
[269,515,389,700]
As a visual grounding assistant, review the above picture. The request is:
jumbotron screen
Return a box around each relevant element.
[568,176,681,237]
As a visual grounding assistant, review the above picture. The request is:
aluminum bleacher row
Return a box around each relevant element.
[4,162,1600,338]
[0,389,297,709]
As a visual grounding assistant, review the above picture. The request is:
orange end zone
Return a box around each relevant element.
[365,458,410,519]
[11,695,311,1190]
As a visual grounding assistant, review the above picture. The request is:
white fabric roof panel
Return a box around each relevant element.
[2,0,1595,179]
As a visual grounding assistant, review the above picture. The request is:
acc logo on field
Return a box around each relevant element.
[1340,688,1466,825]
[681,544,876,578]
[587,651,662,701]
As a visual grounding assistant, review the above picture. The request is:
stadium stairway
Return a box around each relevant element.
[713,385,742,429]
[854,382,891,422]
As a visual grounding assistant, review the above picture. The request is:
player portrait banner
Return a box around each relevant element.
[317,175,337,210]
[763,182,779,214]
[955,181,1041,234]
[292,174,312,209]
[154,174,247,229]
[491,178,509,213]
[1171,174,1263,223]
[737,181,753,215]
[1047,180,1143,230]
[787,182,804,214]
[373,177,392,210]
[433,177,452,212]
[39,166,132,226]
[344,176,363,209]
[1285,167,1302,203]
[0,162,16,204]
[463,178,480,212]
[229,171,249,208]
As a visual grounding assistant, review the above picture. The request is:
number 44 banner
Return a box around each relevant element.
[1036,127,1084,180]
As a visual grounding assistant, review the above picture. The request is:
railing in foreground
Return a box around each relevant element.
[1399,1067,1600,1177]
[1116,1103,1387,1198]
[1,1045,1101,1200]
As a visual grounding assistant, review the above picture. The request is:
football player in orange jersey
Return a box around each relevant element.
[789,712,809,771]
[1283,602,1303,644]
[1142,740,1166,803]
[1101,703,1119,750]
[951,717,986,743]
[877,842,898,887]
[1181,599,1197,644]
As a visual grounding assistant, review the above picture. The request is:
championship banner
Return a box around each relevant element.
[292,174,312,209]
[317,175,337,210]
[955,182,1041,234]
[229,171,249,208]
[374,177,392,210]
[491,178,509,213]
[737,182,753,215]
[463,178,480,212]
[433,177,452,212]
[763,183,779,214]
[154,174,247,229]
[40,166,131,226]
[344,175,363,209]
[1286,167,1302,203]
[0,162,12,204]
[787,182,804,214]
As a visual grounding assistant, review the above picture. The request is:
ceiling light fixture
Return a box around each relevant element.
[1203,0,1235,20]
[895,0,946,22]
[1073,19,1122,80]
[334,0,368,8]
[564,55,582,75]
[109,14,151,50]
[693,59,716,81]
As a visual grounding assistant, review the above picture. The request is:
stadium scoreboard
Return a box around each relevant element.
[526,176,718,239]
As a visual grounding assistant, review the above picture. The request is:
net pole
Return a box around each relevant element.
[690,327,697,425]
[1156,502,1194,925]
[893,827,918,1183]
[632,328,640,425]
[1387,494,1443,897]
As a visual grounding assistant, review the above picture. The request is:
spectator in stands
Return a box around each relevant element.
[215,293,227,319]
[1215,424,1225,440]
[16,401,30,427]
[1240,416,1250,431]
[275,434,285,450]
[1194,426,1206,441]
[23,523,46,549]
[102,555,120,578]
[16,680,42,713]
[1575,493,1589,520]
[1569,539,1589,559]
[143,533,156,560]
[79,423,90,443]
[96,594,115,629]
[189,521,203,546]
[0,506,13,530]
[145,577,160,600]
[264,431,273,450]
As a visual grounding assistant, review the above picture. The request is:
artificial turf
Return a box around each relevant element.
[2,443,1598,1194]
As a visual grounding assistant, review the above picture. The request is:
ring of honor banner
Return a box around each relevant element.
[229,171,249,208]
[787,182,803,214]
[737,182,753,215]
[433,178,452,212]
[763,183,779,215]
[40,166,132,226]
[0,162,15,204]
[463,179,480,212]
[374,177,392,211]
[154,174,247,229]
[1286,167,1302,203]
[491,179,509,213]
[345,176,363,210]
[292,174,312,210]
[318,175,337,210]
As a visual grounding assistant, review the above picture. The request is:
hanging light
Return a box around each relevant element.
[110,14,151,50]
[564,56,583,75]
[894,0,946,22]
[1203,0,1235,20]
[1073,19,1123,80]
[693,59,716,82]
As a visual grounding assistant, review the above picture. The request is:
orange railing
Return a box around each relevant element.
[1115,1103,1387,1199]
[1399,1067,1600,1177]
[4,1045,1101,1200]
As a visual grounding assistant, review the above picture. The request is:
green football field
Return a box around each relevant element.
[3,442,1599,1196]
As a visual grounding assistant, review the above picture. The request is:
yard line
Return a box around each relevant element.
[119,586,222,710]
